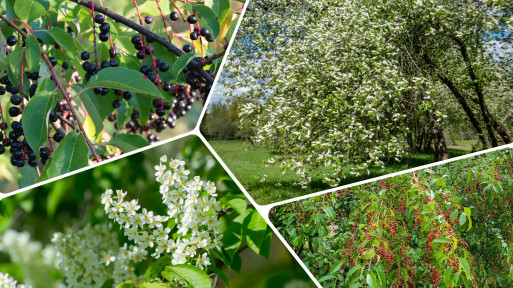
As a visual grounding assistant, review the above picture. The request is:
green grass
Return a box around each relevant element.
[208,140,474,205]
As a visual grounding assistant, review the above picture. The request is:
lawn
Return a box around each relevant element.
[208,140,475,205]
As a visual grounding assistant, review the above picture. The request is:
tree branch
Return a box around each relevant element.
[69,0,215,84]
[0,13,102,162]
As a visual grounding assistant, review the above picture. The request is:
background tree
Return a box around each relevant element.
[221,0,513,188]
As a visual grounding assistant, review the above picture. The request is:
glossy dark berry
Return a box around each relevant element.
[95,14,105,24]
[206,35,215,42]
[163,102,171,110]
[7,35,17,46]
[136,52,145,59]
[131,35,141,45]
[156,108,166,116]
[178,85,186,93]
[11,121,22,131]
[0,86,5,95]
[190,31,198,40]
[200,28,210,37]
[134,42,145,51]
[158,61,169,72]
[145,16,153,24]
[99,22,110,33]
[62,62,69,69]
[85,62,97,73]
[109,48,117,58]
[53,132,65,142]
[140,65,152,75]
[123,91,132,100]
[99,33,109,42]
[40,147,50,158]
[101,60,110,69]
[10,86,19,95]
[10,95,22,106]
[187,15,197,24]
[183,44,192,53]
[101,88,109,95]
[49,57,58,67]
[163,82,172,92]
[112,99,122,108]
[94,87,103,95]
[28,158,38,167]
[81,51,90,61]
[146,73,156,82]
[8,107,21,117]
[170,12,179,21]
[107,114,116,122]
[16,159,25,167]
[0,145,4,155]
[110,59,119,67]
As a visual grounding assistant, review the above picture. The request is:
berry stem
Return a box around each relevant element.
[155,0,172,43]
[69,0,214,84]
[0,13,102,163]
[20,50,26,110]
[168,0,187,21]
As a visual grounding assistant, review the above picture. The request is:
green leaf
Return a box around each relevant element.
[139,284,168,288]
[25,35,41,72]
[164,264,211,288]
[115,282,137,288]
[145,255,171,282]
[432,237,454,244]
[0,33,7,62]
[222,213,244,260]
[346,265,362,280]
[242,210,271,258]
[361,249,375,260]
[227,198,247,215]
[192,4,221,38]
[17,166,38,188]
[116,100,132,129]
[86,67,163,98]
[172,52,196,80]
[107,134,149,152]
[14,0,46,24]
[463,207,472,231]
[329,259,344,275]
[459,212,467,227]
[8,47,24,87]
[76,87,104,137]
[367,272,378,288]
[38,133,89,181]
[206,0,231,23]
[459,257,471,279]
[322,206,336,219]
[46,27,77,55]
[58,2,81,21]
[129,93,151,126]
[22,91,58,158]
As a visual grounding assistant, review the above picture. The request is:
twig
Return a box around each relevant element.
[0,13,102,163]
[69,0,215,84]
[202,50,226,67]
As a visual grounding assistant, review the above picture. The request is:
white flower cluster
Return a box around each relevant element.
[0,230,58,287]
[52,223,145,287]
[102,156,223,270]
[0,273,30,288]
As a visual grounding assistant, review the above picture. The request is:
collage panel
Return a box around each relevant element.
[0,0,245,194]
[269,148,513,287]
[200,0,513,204]
[0,135,314,288]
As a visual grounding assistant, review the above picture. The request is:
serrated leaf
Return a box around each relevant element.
[86,67,163,98]
[206,0,231,23]
[367,272,377,288]
[222,213,244,260]
[144,255,171,282]
[58,2,81,21]
[227,198,247,214]
[8,47,24,86]
[242,210,271,258]
[322,206,336,218]
[17,166,38,188]
[361,249,375,260]
[163,264,211,288]
[107,134,149,152]
[14,0,46,24]
[76,87,104,137]
[172,52,196,80]
[46,27,77,55]
[25,35,41,72]
[459,257,471,279]
[22,91,58,158]
[129,93,151,126]
[38,133,89,181]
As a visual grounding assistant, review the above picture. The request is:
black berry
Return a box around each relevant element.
[170,12,179,21]
[145,16,153,24]
[187,15,197,24]
[53,132,65,142]
[7,35,17,46]
[112,99,122,108]
[99,23,111,33]
[94,14,105,24]
[183,44,193,53]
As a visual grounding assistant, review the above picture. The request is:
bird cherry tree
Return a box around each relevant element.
[0,0,243,190]
[270,149,513,287]
[222,0,513,188]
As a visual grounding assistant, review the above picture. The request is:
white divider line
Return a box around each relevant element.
[196,132,323,288]
[0,130,196,200]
